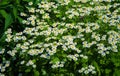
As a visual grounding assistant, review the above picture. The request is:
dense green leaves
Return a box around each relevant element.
[111,53,120,67]
[0,0,26,43]
[0,10,13,30]
[113,69,120,76]
[0,0,120,76]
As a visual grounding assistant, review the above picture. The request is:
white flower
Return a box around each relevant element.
[74,0,80,2]
[5,28,12,34]
[29,8,35,13]
[85,26,92,33]
[28,49,38,56]
[92,71,96,74]
[21,61,25,65]
[32,64,36,68]
[81,0,88,3]
[7,50,16,56]
[39,9,45,14]
[63,0,70,5]
[1,67,5,72]
[20,12,27,16]
[62,45,68,51]
[0,49,5,54]
[84,70,89,74]
[5,61,10,67]
[28,2,33,6]
[79,65,96,74]
[101,35,107,40]
[26,60,34,66]
[40,54,49,59]
[42,13,50,19]
[0,73,5,76]
[83,56,88,59]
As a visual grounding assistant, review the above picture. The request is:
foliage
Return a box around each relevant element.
[0,0,120,76]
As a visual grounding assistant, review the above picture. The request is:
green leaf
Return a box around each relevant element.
[34,0,41,5]
[111,53,120,67]
[13,7,18,19]
[0,0,10,5]
[0,4,12,9]
[4,14,13,30]
[0,10,8,18]
[105,69,111,74]
[114,62,120,67]
[32,59,36,63]
[0,10,13,30]
[23,0,31,2]
[51,57,60,63]
[41,69,46,75]
[0,34,6,43]
[100,59,105,65]
[81,58,88,63]
[15,0,20,4]
[17,16,23,23]
[25,68,31,73]
[0,47,2,51]
[59,69,67,73]
[0,19,2,22]
[25,69,31,72]
[56,15,61,17]
[113,69,120,76]
[34,69,40,76]
[92,61,101,76]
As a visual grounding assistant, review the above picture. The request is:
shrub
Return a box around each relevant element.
[0,0,120,76]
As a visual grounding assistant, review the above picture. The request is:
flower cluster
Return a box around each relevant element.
[1,0,120,75]
[78,65,96,74]
[51,61,65,68]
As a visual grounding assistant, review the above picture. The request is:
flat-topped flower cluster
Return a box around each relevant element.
[1,0,120,76]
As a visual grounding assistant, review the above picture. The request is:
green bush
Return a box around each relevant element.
[0,0,120,76]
